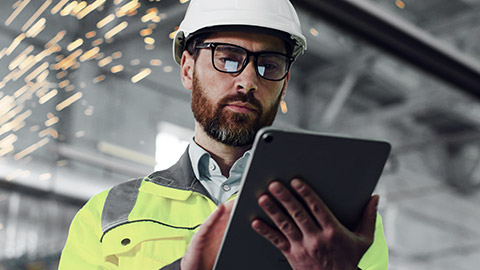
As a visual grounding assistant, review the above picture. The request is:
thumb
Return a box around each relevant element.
[355,195,379,238]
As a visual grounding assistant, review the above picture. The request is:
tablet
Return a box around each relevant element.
[213,127,391,270]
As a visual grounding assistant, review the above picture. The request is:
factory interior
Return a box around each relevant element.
[0,0,479,269]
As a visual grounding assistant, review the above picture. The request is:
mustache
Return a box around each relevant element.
[219,92,262,112]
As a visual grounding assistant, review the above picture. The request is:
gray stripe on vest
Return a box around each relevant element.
[101,178,143,233]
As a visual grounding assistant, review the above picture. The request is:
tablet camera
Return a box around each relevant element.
[262,133,274,143]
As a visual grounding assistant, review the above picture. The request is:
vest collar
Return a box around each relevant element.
[144,147,212,201]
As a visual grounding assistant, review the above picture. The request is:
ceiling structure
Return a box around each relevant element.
[0,0,479,269]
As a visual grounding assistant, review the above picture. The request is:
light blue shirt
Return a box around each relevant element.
[188,139,251,204]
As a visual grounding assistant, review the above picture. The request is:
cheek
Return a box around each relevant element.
[196,58,233,89]
[261,83,284,107]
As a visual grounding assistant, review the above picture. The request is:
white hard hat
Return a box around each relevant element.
[173,0,307,65]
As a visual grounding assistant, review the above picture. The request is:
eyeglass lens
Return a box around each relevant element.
[213,44,289,80]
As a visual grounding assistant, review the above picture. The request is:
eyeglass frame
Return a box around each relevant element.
[194,42,295,81]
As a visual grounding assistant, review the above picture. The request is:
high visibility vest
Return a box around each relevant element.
[59,151,388,269]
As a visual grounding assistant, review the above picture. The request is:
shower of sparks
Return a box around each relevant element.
[5,0,30,26]
[117,0,140,17]
[65,84,75,92]
[39,127,58,138]
[395,0,406,9]
[22,0,51,32]
[39,173,52,180]
[104,21,128,39]
[45,114,59,127]
[56,71,67,79]
[80,47,100,62]
[45,30,67,48]
[6,33,25,56]
[25,18,46,38]
[8,45,33,70]
[140,28,152,36]
[60,1,79,17]
[55,92,83,111]
[85,31,96,39]
[97,14,115,28]
[130,59,140,66]
[141,8,158,23]
[77,0,106,19]
[51,0,69,15]
[150,59,162,66]
[98,56,112,67]
[67,38,84,51]
[38,89,57,104]
[111,65,124,73]
[72,1,87,16]
[14,138,49,160]
[169,28,178,39]
[112,51,122,59]
[0,110,32,136]
[0,0,178,163]
[91,38,104,46]
[25,62,49,82]
[131,68,151,83]
[0,134,17,157]
[58,80,69,88]
[13,85,28,98]
[54,49,83,70]
[93,75,105,83]
[144,37,155,45]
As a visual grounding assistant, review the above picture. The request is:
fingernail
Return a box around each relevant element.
[291,179,302,190]
[270,182,282,194]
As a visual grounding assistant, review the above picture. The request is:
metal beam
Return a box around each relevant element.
[291,0,480,100]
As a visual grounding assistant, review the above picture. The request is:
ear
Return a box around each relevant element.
[181,50,194,90]
[280,72,290,100]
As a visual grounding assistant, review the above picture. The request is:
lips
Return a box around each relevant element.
[225,102,258,113]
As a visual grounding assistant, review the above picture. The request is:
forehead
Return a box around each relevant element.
[204,31,287,53]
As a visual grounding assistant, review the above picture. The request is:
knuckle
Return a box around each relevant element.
[293,210,306,220]
[309,239,325,257]
[311,202,321,214]
[272,237,289,251]
[280,220,291,232]
[323,227,337,241]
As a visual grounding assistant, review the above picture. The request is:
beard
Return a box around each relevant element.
[191,72,281,147]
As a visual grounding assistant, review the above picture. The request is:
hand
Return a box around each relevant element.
[251,179,378,270]
[180,200,235,270]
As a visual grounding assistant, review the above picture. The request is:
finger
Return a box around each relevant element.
[257,193,302,242]
[196,204,226,241]
[290,179,337,228]
[355,195,379,239]
[251,219,290,252]
[268,181,319,234]
[223,199,235,215]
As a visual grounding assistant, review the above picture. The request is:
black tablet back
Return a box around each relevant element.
[213,127,391,270]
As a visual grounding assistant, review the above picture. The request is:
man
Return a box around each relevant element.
[59,0,388,269]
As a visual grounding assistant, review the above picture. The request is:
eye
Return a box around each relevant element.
[259,62,279,70]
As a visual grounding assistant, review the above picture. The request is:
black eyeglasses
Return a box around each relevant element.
[195,42,294,81]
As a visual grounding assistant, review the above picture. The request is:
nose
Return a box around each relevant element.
[235,57,259,94]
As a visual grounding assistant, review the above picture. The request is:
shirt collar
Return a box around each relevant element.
[188,137,251,180]
[188,138,210,180]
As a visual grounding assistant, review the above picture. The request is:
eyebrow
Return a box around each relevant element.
[204,40,286,54]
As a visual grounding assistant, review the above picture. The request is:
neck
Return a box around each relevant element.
[194,122,251,177]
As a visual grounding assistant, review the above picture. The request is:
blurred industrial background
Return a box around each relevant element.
[0,0,479,269]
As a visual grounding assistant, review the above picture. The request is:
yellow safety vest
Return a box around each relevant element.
[59,152,388,269]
